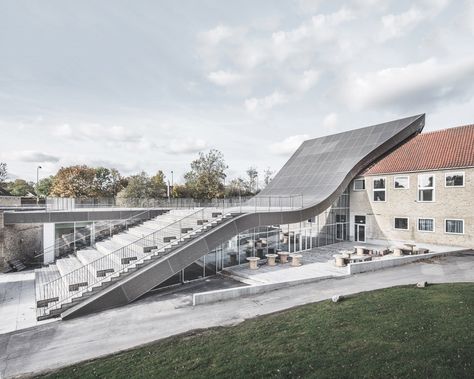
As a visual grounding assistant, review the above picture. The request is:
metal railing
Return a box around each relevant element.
[34,208,157,261]
[37,194,305,317]
[231,194,304,213]
[38,208,223,317]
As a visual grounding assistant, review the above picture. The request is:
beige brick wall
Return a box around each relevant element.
[350,167,473,248]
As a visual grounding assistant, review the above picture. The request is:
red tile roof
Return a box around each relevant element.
[363,124,474,175]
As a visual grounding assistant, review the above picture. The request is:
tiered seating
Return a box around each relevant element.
[35,208,229,320]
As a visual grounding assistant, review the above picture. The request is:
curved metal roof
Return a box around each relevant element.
[258,114,425,208]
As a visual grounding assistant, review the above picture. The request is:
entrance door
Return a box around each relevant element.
[354,224,366,242]
[354,215,366,242]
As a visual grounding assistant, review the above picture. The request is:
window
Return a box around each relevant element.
[394,176,409,189]
[355,215,366,224]
[394,217,409,230]
[353,178,365,191]
[418,174,435,202]
[418,218,434,232]
[373,177,386,201]
[445,172,464,187]
[445,219,464,234]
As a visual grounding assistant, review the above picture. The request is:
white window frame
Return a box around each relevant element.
[444,219,464,235]
[417,217,435,233]
[394,175,410,189]
[353,178,365,191]
[394,217,409,230]
[417,174,435,202]
[372,177,386,202]
[444,171,465,188]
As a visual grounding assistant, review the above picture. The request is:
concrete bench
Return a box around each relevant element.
[278,251,290,263]
[265,254,278,266]
[246,257,259,270]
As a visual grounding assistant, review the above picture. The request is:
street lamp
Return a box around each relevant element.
[170,170,174,198]
[36,166,42,204]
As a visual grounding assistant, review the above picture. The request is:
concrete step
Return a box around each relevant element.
[56,256,84,276]
[96,239,126,255]
[76,248,124,277]
[35,264,61,307]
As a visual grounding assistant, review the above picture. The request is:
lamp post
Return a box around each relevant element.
[170,170,174,198]
[36,165,42,204]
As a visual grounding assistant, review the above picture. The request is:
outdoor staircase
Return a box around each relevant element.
[34,208,232,320]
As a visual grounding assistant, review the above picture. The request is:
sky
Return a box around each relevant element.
[1,0,474,184]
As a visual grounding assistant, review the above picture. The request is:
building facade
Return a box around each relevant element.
[349,124,473,248]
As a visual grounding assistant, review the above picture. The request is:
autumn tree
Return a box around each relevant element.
[50,165,96,198]
[184,149,227,199]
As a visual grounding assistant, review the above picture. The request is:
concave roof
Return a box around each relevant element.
[258,114,425,207]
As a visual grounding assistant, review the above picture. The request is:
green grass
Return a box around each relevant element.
[36,283,474,379]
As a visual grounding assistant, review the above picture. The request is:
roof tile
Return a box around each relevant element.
[364,124,474,175]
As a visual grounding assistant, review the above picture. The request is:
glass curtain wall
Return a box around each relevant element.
[176,188,350,283]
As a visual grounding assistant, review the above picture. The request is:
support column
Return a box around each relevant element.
[43,223,55,264]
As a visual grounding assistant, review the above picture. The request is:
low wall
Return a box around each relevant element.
[0,196,22,207]
[347,250,470,275]
[193,275,335,306]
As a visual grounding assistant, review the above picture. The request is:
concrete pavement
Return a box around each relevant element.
[0,251,473,378]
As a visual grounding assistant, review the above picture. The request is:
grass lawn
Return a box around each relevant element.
[36,283,474,379]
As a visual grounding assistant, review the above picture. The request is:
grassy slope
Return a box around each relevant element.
[37,283,474,379]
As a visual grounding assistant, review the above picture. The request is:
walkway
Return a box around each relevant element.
[0,251,472,378]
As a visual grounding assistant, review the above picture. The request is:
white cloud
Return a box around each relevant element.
[322,113,338,129]
[167,138,208,154]
[379,7,424,42]
[10,150,60,163]
[343,57,474,110]
[245,91,288,112]
[271,7,355,62]
[378,1,450,42]
[207,70,243,86]
[294,69,320,92]
[270,134,309,156]
[198,24,235,46]
[54,123,142,143]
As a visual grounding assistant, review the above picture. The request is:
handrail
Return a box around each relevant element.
[34,208,158,259]
[40,207,211,315]
[38,194,305,317]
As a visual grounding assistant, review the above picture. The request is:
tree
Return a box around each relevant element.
[50,165,96,198]
[246,166,258,194]
[263,167,274,187]
[149,170,167,198]
[118,171,150,199]
[0,162,7,184]
[172,183,192,198]
[36,176,54,197]
[184,149,228,199]
[225,177,250,197]
[93,167,126,198]
[7,179,36,196]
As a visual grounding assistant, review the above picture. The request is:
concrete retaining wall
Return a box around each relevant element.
[0,222,43,268]
[192,275,335,306]
[347,250,468,274]
[0,196,22,207]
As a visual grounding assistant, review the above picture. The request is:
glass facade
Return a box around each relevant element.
[174,189,351,284]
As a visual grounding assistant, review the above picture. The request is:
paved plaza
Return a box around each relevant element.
[0,251,472,378]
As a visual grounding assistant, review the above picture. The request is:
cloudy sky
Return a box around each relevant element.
[1,0,474,183]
